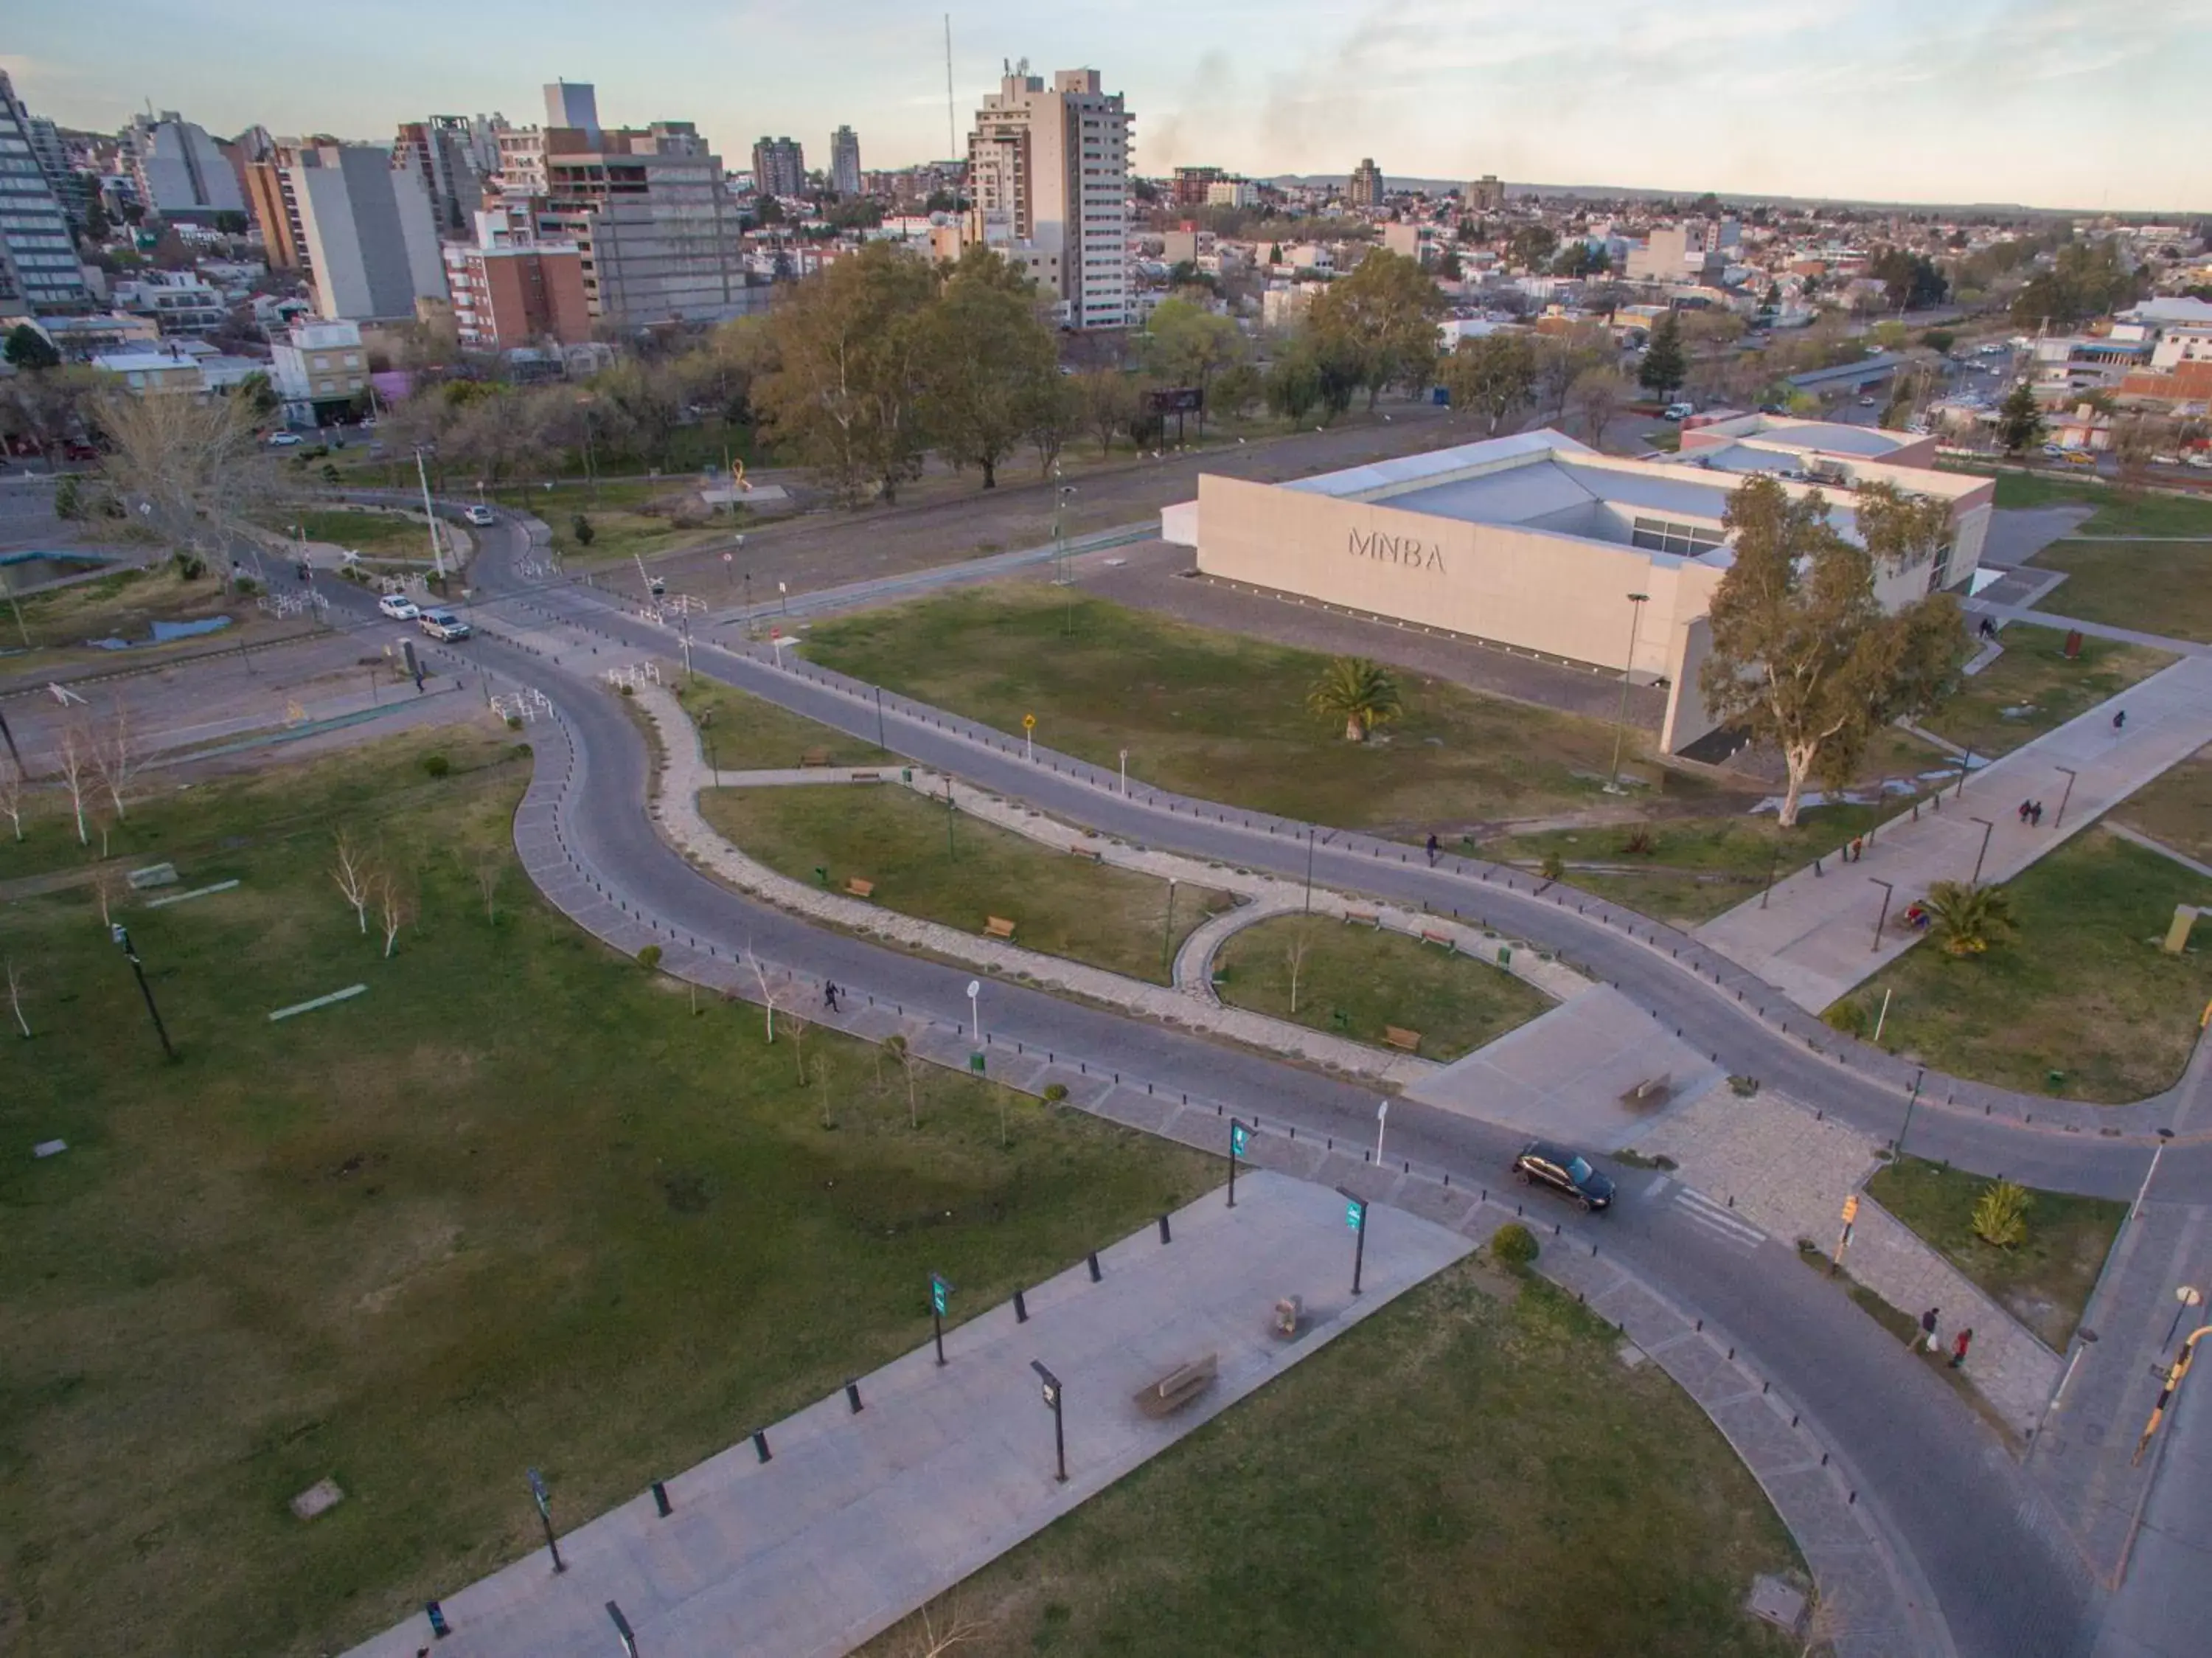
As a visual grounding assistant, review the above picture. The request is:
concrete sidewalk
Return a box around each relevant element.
[339,1173,1472,1658]
[1697,652,2212,1014]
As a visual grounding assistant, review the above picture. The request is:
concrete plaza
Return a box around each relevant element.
[1697,652,2212,1014]
[339,1172,1471,1658]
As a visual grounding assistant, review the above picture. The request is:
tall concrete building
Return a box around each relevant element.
[122,109,246,223]
[0,72,92,312]
[543,81,600,142]
[829,126,861,196]
[967,63,1131,330]
[395,115,498,237]
[751,136,805,198]
[1346,157,1385,209]
[267,142,446,321]
[1465,174,1505,214]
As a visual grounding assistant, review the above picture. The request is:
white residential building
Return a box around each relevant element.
[967,63,1131,330]
[270,318,368,412]
[0,72,92,312]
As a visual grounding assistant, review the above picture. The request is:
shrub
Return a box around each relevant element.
[1824,998,1871,1038]
[1972,1179,2031,1249]
[619,682,635,697]
[1042,1083,1069,1103]
[505,714,523,731]
[1490,1221,1539,1269]
[1728,1074,1761,1097]
[511,742,532,758]
[1538,852,1565,882]
[1620,823,1658,857]
[637,944,663,971]
[421,753,451,779]
[571,512,596,547]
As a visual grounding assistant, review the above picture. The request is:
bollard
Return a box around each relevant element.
[845,1380,863,1414]
[1088,1252,1102,1283]
[1158,1213,1172,1245]
[427,1601,451,1639]
[651,1480,672,1518]
[1015,1289,1028,1323]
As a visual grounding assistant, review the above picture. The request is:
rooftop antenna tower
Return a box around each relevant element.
[944,15,956,162]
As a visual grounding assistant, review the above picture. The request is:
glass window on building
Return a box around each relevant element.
[1630,516,1726,557]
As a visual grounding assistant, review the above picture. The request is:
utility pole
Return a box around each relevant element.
[1604,592,1649,794]
[111,925,175,1060]
[414,450,445,580]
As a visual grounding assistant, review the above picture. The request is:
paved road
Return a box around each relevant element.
[347,512,2136,1658]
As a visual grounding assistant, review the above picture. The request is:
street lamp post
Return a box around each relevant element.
[876,685,888,750]
[1336,1186,1369,1296]
[966,978,981,1044]
[1955,743,1974,799]
[1030,1361,1068,1483]
[1119,747,1129,798]
[1374,1098,1389,1165]
[526,1468,566,1574]
[1868,877,1893,951]
[2053,766,2079,830]
[1968,816,1994,887]
[111,925,175,1060]
[2133,1127,2178,1222]
[1304,826,1317,914]
[945,774,956,859]
[1759,829,1782,909]
[1896,1067,1924,1158]
[1604,592,1650,794]
[1161,878,1178,982]
[1228,1117,1248,1208]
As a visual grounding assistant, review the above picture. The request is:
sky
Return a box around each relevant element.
[10,0,2212,210]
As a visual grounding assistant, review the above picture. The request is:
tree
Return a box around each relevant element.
[0,752,26,842]
[1439,333,1537,433]
[1568,367,1631,449]
[91,703,138,822]
[1924,879,2015,957]
[235,370,279,423]
[1076,367,1135,457]
[52,474,83,521]
[54,718,94,845]
[1284,928,1311,1015]
[0,364,100,462]
[4,954,28,1037]
[884,1031,920,1127]
[1265,339,1324,424]
[1507,223,1559,272]
[4,323,59,372]
[476,853,504,925]
[376,870,411,959]
[1531,324,1613,424]
[94,391,274,587]
[1971,1178,2031,1249]
[1638,311,1687,400]
[1697,476,1971,827]
[332,830,374,933]
[1307,657,1403,741]
[571,512,596,547]
[922,248,1059,489]
[752,240,936,502]
[1870,247,1949,312]
[1305,249,1446,407]
[1997,383,2045,455]
[1143,298,1246,434]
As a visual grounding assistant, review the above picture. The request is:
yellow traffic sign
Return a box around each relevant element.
[1023,713,1037,730]
[1840,1194,1860,1224]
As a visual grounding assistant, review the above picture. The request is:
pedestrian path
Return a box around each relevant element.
[338,1173,1473,1658]
[1697,651,2212,1014]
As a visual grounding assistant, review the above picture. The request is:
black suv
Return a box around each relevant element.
[1511,1141,1615,1213]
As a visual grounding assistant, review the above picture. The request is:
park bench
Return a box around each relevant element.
[849,770,880,782]
[1419,929,1456,954]
[1618,1073,1673,1109]
[844,878,875,900]
[1132,1352,1220,1419]
[1383,1026,1422,1054]
[1069,844,1104,863]
[800,746,831,768]
[1343,909,1381,928]
[984,915,1018,940]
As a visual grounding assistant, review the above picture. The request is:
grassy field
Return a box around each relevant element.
[1923,624,2176,757]
[0,727,1213,1658]
[801,587,1726,839]
[673,681,892,773]
[2113,742,2212,865]
[1985,471,2212,535]
[1214,915,1552,1061]
[262,507,448,561]
[1865,1157,2125,1349]
[1831,828,2212,1102]
[0,561,249,659]
[2024,539,2212,643]
[551,499,732,567]
[698,783,1231,985]
[862,1267,1799,1658]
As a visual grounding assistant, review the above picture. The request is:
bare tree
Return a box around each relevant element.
[476,853,504,925]
[91,701,139,822]
[745,946,785,1044]
[0,752,27,842]
[4,955,29,1038]
[91,861,126,928]
[885,1032,919,1126]
[785,1008,811,1086]
[886,1594,985,1658]
[332,830,374,933]
[94,390,275,588]
[1284,928,1312,1016]
[376,870,411,959]
[54,718,94,846]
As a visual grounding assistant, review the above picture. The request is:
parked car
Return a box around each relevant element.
[418,608,470,641]
[1857,395,1877,406]
[2189,453,2212,471]
[463,504,497,527]
[1660,402,1694,421]
[377,593,421,621]
[1510,1141,1615,1213]
[2062,450,2097,468]
[268,431,303,447]
[2152,453,2183,468]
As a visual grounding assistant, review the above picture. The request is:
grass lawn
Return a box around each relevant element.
[1831,828,2212,1103]
[2023,539,2212,644]
[1865,1157,2125,1349]
[801,587,1725,839]
[698,782,1231,985]
[0,561,244,659]
[673,680,892,772]
[0,727,1211,1658]
[862,1267,1799,1658]
[2113,742,2212,865]
[1214,914,1552,1062]
[1924,623,2176,757]
[553,502,729,568]
[261,507,445,561]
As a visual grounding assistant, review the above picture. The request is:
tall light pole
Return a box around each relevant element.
[2053,766,2079,830]
[1030,1361,1068,1483]
[111,924,175,1061]
[1161,878,1178,982]
[1604,592,1649,794]
[413,449,445,581]
[966,978,981,1044]
[1968,816,1994,888]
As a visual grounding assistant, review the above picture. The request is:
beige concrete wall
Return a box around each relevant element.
[1196,474,1722,689]
[1661,614,1722,752]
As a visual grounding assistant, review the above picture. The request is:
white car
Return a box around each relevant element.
[1660,402,1694,421]
[418,608,470,642]
[378,593,421,621]
[2190,454,2212,471]
[268,431,303,447]
[464,504,497,527]
[1857,395,1877,406]
[2152,453,2182,468]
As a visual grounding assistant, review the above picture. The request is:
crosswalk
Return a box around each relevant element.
[1666,1184,1769,1253]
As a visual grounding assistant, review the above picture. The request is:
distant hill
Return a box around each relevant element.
[1260,176,2169,218]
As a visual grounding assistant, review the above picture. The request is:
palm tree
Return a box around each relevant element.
[1923,879,2014,957]
[1307,657,1404,742]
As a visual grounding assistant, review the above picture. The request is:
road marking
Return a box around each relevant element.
[1644,1175,1676,1202]
[1673,1187,1767,1250]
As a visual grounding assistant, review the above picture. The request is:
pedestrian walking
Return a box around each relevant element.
[823,980,841,1013]
[1812,856,1823,878]
[1918,1306,1940,1352]
[2114,710,2127,731]
[2018,799,2032,825]
[1426,833,1440,867]
[2031,802,2044,827]
[1950,1328,1974,1369]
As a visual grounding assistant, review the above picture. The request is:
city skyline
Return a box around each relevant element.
[7,0,2212,211]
